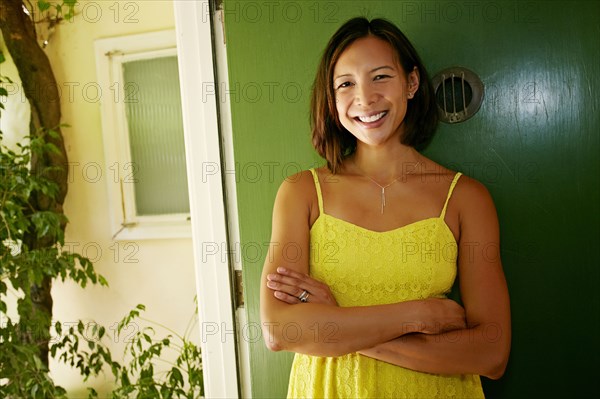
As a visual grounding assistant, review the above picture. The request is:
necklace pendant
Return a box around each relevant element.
[352,159,402,215]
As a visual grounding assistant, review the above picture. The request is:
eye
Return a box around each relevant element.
[374,74,392,81]
[335,81,353,90]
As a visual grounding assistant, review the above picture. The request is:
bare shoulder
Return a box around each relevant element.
[411,156,496,209]
[276,169,316,202]
[453,174,499,230]
[274,169,319,224]
[455,174,496,207]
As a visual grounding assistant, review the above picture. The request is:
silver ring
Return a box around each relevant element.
[298,290,310,303]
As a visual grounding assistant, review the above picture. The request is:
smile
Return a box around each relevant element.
[356,111,387,123]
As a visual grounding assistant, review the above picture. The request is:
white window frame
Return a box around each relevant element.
[95,30,191,240]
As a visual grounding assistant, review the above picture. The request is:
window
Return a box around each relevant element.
[95,30,190,240]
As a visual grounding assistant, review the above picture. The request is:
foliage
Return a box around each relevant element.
[0,66,111,393]
[0,130,204,396]
[2,47,101,399]
[47,303,204,399]
[35,0,78,22]
[0,129,108,398]
[110,304,204,399]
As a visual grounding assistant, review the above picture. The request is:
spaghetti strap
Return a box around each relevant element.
[440,172,462,219]
[309,168,324,214]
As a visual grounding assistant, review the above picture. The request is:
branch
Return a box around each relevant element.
[0,0,70,368]
[0,0,68,208]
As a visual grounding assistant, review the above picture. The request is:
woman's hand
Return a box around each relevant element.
[266,267,338,306]
[357,298,466,359]
[418,298,467,334]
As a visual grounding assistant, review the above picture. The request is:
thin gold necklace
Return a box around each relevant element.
[352,159,416,214]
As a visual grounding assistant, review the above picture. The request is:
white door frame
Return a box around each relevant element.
[173,1,244,397]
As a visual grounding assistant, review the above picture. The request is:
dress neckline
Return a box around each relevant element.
[308,167,462,245]
[310,212,458,245]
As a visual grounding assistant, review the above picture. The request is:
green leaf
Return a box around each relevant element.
[143,333,152,344]
[160,385,173,399]
[169,367,184,387]
[87,387,98,399]
[98,275,109,286]
[37,1,51,12]
[44,142,61,155]
[47,129,61,139]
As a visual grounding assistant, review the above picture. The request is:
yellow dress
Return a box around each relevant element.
[286,168,485,399]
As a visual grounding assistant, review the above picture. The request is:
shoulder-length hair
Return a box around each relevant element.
[311,17,439,173]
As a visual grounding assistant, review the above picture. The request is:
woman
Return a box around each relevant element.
[260,17,510,398]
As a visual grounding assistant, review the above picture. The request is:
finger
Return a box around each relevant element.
[277,266,304,278]
[277,267,331,292]
[269,274,335,306]
[267,280,306,299]
[276,267,315,284]
[273,290,301,304]
[267,272,304,285]
[268,273,313,293]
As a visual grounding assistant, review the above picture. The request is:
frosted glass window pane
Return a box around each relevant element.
[122,56,190,216]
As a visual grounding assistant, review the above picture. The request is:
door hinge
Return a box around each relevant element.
[234,270,244,307]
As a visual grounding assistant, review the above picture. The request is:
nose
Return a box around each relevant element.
[355,82,377,106]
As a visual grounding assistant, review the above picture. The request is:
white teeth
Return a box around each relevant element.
[358,112,386,123]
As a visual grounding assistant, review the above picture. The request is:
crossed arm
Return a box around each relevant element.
[260,171,511,379]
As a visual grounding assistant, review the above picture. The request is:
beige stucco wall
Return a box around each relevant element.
[2,1,198,397]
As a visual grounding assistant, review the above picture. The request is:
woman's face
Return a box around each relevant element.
[333,36,419,148]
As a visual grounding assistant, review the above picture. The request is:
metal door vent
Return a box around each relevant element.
[432,67,484,124]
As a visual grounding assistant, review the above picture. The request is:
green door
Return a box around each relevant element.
[223,1,599,397]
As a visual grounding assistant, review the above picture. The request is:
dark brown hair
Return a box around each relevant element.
[311,17,439,173]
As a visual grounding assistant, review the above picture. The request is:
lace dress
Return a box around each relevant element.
[286,168,484,399]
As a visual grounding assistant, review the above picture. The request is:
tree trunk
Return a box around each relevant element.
[0,0,68,367]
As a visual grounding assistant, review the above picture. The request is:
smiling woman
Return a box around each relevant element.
[259,17,511,399]
[333,37,417,149]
